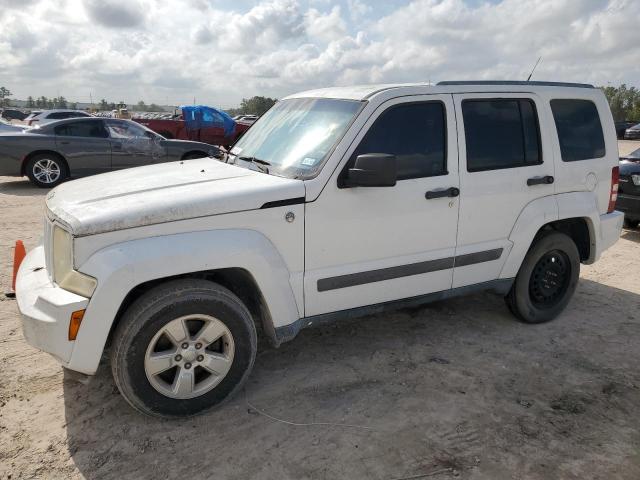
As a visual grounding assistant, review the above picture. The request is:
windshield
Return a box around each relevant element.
[230,98,363,178]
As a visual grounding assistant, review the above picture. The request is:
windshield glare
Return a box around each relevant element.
[230,98,362,178]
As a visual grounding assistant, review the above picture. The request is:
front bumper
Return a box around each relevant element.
[616,194,640,221]
[16,245,89,366]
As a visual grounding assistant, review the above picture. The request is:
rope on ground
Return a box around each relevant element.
[244,390,376,431]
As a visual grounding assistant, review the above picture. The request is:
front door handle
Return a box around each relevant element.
[60,141,70,145]
[527,175,554,186]
[425,187,460,199]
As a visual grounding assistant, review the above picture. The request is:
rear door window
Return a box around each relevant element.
[550,99,605,162]
[55,121,108,138]
[462,99,541,172]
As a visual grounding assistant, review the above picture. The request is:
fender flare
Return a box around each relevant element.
[67,229,300,374]
[500,192,600,279]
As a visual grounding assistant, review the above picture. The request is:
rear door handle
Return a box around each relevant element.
[425,187,460,199]
[60,141,70,145]
[527,175,554,186]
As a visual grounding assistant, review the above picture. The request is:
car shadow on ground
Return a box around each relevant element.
[0,177,47,196]
[62,279,640,480]
[621,228,640,243]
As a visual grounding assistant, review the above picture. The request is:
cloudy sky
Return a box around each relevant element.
[0,0,639,108]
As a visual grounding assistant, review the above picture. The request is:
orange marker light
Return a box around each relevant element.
[11,240,27,292]
[68,310,86,341]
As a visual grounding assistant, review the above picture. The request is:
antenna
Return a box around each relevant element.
[527,57,542,82]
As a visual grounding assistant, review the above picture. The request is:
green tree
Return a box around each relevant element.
[99,99,109,111]
[0,86,12,107]
[237,96,277,116]
[37,96,48,108]
[70,102,78,110]
[601,84,640,121]
[54,96,68,109]
[26,96,35,108]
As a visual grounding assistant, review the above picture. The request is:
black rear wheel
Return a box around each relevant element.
[506,232,580,324]
[623,217,639,229]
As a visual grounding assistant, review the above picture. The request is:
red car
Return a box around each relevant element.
[134,106,253,148]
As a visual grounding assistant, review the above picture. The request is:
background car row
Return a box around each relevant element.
[0,117,218,187]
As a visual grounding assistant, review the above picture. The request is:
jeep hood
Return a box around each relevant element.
[46,158,305,236]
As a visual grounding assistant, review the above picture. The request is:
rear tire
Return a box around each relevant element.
[110,279,257,418]
[505,231,580,324]
[623,217,639,229]
[25,153,68,188]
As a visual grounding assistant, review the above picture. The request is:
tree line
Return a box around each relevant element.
[3,85,638,121]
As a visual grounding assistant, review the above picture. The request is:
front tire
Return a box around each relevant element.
[25,153,68,188]
[506,231,580,324]
[110,279,257,418]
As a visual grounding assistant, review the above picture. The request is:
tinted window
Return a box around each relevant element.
[550,99,605,162]
[48,112,68,119]
[462,99,541,172]
[54,120,108,138]
[350,102,446,180]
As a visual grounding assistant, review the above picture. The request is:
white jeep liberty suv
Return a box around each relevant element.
[16,81,623,417]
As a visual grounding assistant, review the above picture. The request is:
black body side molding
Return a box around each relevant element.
[317,248,503,292]
[260,197,306,209]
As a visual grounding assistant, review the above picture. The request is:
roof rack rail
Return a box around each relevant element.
[437,80,595,89]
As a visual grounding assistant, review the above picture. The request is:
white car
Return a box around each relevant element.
[16,81,623,417]
[25,109,92,126]
[0,118,26,132]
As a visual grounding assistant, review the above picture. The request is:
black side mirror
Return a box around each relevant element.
[344,153,397,188]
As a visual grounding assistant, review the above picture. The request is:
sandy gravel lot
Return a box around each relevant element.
[1,143,639,480]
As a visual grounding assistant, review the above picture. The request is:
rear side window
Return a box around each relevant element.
[550,99,605,162]
[350,102,447,180]
[462,99,541,172]
[55,121,108,138]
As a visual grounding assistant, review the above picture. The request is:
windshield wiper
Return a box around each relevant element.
[239,156,271,174]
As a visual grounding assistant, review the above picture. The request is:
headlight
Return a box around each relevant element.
[52,226,97,298]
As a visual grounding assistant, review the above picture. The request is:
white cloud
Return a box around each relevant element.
[0,0,639,108]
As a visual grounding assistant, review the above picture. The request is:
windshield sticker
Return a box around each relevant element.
[230,146,242,155]
[301,157,317,166]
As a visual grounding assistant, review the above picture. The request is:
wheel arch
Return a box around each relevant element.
[500,192,599,279]
[67,229,301,375]
[107,267,275,350]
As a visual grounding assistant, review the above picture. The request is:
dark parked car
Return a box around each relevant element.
[624,123,640,140]
[615,121,638,139]
[617,147,640,229]
[0,117,219,187]
[1,108,29,122]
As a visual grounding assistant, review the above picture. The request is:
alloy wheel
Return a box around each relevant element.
[144,314,235,399]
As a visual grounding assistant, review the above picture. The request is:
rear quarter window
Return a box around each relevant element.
[550,99,605,162]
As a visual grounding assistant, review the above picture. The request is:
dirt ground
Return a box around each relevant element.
[1,142,639,480]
